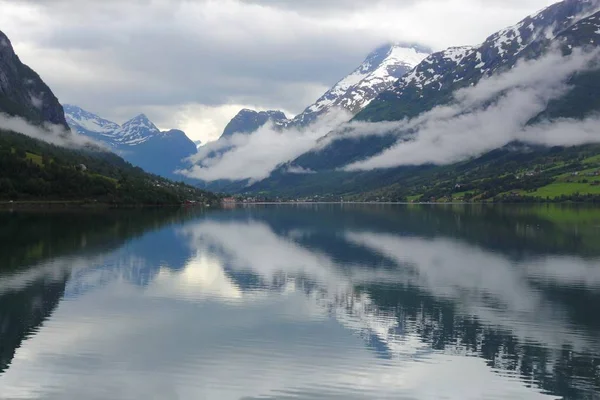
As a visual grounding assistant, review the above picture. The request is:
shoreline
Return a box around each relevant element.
[0,201,210,210]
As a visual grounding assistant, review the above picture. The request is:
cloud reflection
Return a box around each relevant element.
[1,206,599,399]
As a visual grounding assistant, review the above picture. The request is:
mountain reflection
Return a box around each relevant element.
[0,205,599,399]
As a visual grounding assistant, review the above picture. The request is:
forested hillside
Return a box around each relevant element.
[0,28,218,206]
[0,130,218,205]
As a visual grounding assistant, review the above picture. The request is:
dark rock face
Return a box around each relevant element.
[220,109,289,138]
[0,30,68,128]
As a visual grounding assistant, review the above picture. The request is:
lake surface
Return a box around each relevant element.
[0,204,599,400]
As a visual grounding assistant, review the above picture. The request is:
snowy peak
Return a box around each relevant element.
[381,0,600,114]
[64,105,198,179]
[65,106,167,146]
[119,113,160,145]
[292,43,430,126]
[63,105,121,138]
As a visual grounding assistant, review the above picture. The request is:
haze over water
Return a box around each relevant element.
[0,204,599,400]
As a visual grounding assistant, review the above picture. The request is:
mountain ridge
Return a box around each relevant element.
[64,105,198,179]
[229,0,600,201]
[286,0,600,173]
[213,42,430,142]
[291,43,431,127]
[0,30,68,129]
[219,108,289,139]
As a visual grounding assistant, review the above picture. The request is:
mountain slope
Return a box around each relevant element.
[212,43,429,145]
[0,31,68,129]
[239,0,600,200]
[220,109,289,139]
[359,0,600,123]
[64,105,198,179]
[291,43,430,127]
[195,43,430,190]
[0,31,217,205]
[288,0,600,173]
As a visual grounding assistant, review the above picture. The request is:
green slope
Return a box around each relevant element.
[0,129,219,205]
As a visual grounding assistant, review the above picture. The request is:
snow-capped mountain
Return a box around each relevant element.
[64,105,121,143]
[64,105,197,179]
[360,0,600,122]
[119,114,162,145]
[291,43,430,126]
[65,106,166,147]
[286,0,600,173]
[215,43,429,141]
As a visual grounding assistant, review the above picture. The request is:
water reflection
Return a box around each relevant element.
[0,205,599,399]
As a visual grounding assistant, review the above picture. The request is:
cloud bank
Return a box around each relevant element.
[178,48,600,182]
[0,113,102,148]
[179,110,352,182]
[0,0,557,141]
[343,48,600,171]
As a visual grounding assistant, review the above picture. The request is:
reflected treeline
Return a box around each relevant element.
[0,278,66,374]
[2,204,600,398]
[358,282,600,399]
[0,207,209,375]
[223,203,600,258]
[0,208,210,272]
[192,204,600,399]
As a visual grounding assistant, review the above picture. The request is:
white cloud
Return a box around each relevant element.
[0,113,102,148]
[341,48,600,171]
[179,109,352,181]
[0,0,558,143]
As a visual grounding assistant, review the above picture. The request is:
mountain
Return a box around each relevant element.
[0,30,217,205]
[220,109,289,139]
[64,105,198,179]
[195,43,430,189]
[288,0,600,173]
[290,43,430,127]
[194,140,202,149]
[0,31,68,128]
[359,0,600,123]
[214,43,429,142]
[237,0,600,201]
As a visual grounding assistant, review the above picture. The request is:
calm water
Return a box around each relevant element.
[0,205,599,400]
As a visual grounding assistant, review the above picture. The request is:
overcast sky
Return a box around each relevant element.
[0,0,558,142]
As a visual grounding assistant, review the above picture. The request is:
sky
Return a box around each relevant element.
[0,0,559,143]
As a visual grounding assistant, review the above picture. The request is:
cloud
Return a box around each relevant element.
[341,48,600,171]
[286,165,317,174]
[179,110,352,181]
[0,113,103,148]
[0,0,558,142]
[177,47,600,181]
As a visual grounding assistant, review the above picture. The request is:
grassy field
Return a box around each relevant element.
[90,173,119,185]
[525,182,600,198]
[583,154,600,164]
[25,152,43,166]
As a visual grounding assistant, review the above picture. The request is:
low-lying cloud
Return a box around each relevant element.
[178,110,352,182]
[342,48,600,171]
[178,47,600,182]
[0,113,102,149]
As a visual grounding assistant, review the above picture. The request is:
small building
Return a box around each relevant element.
[76,164,87,172]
